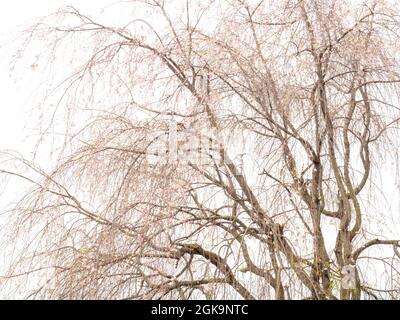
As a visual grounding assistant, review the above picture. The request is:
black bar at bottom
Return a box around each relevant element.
[0,300,396,319]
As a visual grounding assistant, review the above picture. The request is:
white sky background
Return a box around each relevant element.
[0,0,399,298]
[0,1,117,152]
[0,0,116,298]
